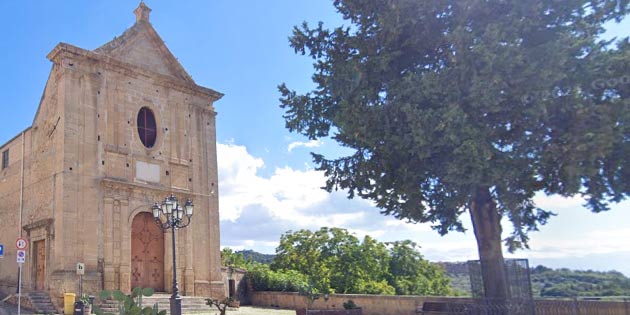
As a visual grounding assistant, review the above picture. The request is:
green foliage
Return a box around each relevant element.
[246,263,310,292]
[440,262,630,298]
[79,294,91,304]
[221,248,248,268]
[343,300,359,310]
[298,282,328,309]
[533,266,630,297]
[94,287,166,315]
[387,240,451,296]
[270,227,450,296]
[238,249,275,265]
[355,279,395,295]
[206,297,238,315]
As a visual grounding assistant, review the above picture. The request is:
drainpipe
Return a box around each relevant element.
[19,130,25,237]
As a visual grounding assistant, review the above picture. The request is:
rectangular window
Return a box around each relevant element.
[2,149,8,169]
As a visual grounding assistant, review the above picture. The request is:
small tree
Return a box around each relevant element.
[298,282,328,311]
[206,297,237,315]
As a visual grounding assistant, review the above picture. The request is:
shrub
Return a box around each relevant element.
[247,263,310,292]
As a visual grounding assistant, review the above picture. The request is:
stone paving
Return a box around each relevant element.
[199,306,296,315]
[0,301,34,315]
[0,303,293,315]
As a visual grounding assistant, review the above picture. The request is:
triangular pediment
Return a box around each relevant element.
[94,16,194,83]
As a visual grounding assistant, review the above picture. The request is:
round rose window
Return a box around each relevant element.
[137,107,157,148]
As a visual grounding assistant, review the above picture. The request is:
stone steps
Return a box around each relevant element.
[27,291,58,314]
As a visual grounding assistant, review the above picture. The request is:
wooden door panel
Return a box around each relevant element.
[35,240,45,291]
[131,212,164,291]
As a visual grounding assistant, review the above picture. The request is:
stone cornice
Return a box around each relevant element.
[23,218,54,232]
[46,43,224,104]
[100,177,206,199]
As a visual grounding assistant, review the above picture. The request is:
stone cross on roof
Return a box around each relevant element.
[134,1,152,23]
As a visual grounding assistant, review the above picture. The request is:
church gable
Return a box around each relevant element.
[94,2,194,83]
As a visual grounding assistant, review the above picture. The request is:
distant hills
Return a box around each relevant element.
[438,262,630,297]
[237,249,275,265]
[236,249,630,298]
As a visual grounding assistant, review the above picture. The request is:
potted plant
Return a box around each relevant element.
[343,300,362,315]
[80,294,91,315]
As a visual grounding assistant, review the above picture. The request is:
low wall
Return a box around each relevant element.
[252,292,630,315]
[252,292,470,315]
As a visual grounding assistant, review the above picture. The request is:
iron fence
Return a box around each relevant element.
[468,259,533,300]
[420,298,630,315]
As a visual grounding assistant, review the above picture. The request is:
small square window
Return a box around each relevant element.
[2,149,8,169]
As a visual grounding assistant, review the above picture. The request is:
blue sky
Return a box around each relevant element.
[1,1,629,276]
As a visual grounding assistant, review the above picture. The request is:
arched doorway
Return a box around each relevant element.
[131,212,164,291]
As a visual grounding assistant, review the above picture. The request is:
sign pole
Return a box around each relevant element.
[18,263,22,315]
[15,238,27,315]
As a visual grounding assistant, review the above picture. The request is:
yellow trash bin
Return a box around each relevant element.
[64,293,76,315]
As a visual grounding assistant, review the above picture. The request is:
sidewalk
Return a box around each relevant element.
[0,304,292,315]
[226,306,295,315]
[0,301,35,315]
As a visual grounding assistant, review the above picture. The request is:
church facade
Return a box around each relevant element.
[0,3,225,301]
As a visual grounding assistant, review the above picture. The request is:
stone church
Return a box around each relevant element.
[0,2,225,302]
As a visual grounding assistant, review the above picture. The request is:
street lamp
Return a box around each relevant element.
[152,194,194,315]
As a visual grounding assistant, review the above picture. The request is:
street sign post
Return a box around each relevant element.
[17,250,26,263]
[16,241,26,315]
[16,238,27,250]
[76,263,85,275]
[77,262,85,297]
[0,244,4,258]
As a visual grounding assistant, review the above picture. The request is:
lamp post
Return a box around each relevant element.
[152,194,193,315]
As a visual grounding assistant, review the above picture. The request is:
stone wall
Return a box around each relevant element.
[251,292,630,315]
[252,292,471,315]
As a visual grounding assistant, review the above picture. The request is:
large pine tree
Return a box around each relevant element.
[279,0,630,301]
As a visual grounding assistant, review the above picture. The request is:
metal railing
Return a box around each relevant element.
[420,298,630,315]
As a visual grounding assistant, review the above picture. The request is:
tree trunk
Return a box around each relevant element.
[469,187,509,305]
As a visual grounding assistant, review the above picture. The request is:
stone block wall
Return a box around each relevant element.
[251,292,630,315]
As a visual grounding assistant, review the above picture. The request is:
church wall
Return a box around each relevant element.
[0,66,64,297]
[39,47,223,299]
[2,5,225,301]
[0,131,31,294]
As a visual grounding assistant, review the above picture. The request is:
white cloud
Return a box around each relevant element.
[287,139,322,152]
[217,141,630,276]
[217,142,441,252]
[533,194,585,210]
[526,228,630,259]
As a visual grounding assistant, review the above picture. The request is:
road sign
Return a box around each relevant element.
[76,262,85,275]
[16,238,27,250]
[0,244,4,258]
[17,249,26,264]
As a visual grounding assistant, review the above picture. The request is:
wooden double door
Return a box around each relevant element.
[131,212,165,291]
